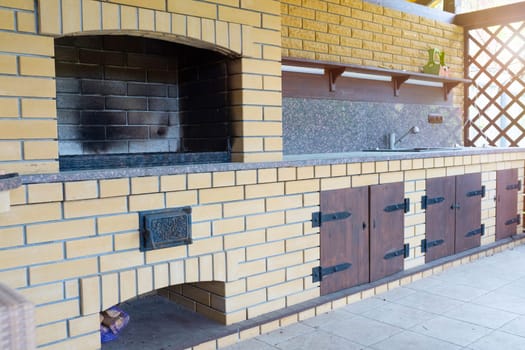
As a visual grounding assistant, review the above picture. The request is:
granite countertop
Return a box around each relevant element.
[21,147,525,184]
[0,173,21,191]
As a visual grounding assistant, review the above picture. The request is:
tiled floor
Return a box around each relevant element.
[224,245,525,350]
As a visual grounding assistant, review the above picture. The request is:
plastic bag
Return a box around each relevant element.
[100,306,130,343]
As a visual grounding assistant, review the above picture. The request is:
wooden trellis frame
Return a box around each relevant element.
[456,3,525,147]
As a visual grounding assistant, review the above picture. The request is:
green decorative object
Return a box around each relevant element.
[422,48,442,75]
[439,50,449,77]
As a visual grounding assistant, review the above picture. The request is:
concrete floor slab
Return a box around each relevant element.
[300,309,356,328]
[372,286,416,302]
[341,296,390,315]
[390,289,466,314]
[222,339,277,350]
[369,330,461,350]
[410,315,492,346]
[256,322,312,347]
[360,302,437,329]
[467,330,525,350]
[444,303,519,329]
[472,291,525,314]
[316,314,403,346]
[272,330,364,350]
[420,281,490,302]
[500,315,525,337]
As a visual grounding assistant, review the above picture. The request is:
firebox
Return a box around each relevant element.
[55,35,233,170]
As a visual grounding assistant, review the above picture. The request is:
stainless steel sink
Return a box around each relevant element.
[362,147,462,152]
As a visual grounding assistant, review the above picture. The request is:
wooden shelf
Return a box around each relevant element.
[282,57,471,101]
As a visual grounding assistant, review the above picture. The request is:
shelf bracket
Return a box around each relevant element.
[443,82,460,101]
[392,75,409,96]
[327,67,345,92]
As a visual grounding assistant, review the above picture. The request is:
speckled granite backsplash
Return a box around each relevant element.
[283,98,463,155]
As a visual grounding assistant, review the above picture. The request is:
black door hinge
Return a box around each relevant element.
[421,195,445,210]
[466,186,486,198]
[384,198,410,213]
[506,181,522,191]
[505,215,521,226]
[312,211,351,227]
[312,262,352,282]
[421,238,444,253]
[465,224,485,237]
[384,243,410,260]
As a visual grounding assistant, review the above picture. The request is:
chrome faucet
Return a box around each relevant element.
[389,126,420,149]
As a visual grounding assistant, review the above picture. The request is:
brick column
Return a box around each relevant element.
[0,1,58,174]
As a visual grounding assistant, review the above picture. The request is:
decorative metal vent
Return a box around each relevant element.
[139,207,192,251]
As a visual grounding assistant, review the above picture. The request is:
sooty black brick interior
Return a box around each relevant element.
[55,35,231,169]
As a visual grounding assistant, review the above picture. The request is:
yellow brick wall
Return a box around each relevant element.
[281,0,465,106]
[1,151,523,348]
[0,0,282,174]
[281,0,463,74]
[0,0,58,174]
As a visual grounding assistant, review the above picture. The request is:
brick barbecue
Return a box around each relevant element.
[0,1,524,350]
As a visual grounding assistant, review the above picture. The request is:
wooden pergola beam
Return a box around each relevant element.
[415,0,456,13]
[365,1,525,26]
[454,2,525,28]
[443,0,456,13]
[363,0,455,23]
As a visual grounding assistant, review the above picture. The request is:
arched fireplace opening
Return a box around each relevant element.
[55,35,234,170]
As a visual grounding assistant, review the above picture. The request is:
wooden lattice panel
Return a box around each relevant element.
[465,20,525,147]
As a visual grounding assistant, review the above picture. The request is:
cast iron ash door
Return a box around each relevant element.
[496,169,520,240]
[318,187,369,295]
[370,182,406,282]
[423,177,455,263]
[455,173,483,253]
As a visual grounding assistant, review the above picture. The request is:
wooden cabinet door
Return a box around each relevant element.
[496,169,519,240]
[424,177,455,263]
[455,173,482,253]
[370,182,405,282]
[319,187,369,295]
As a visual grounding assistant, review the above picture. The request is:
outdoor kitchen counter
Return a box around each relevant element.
[20,147,525,184]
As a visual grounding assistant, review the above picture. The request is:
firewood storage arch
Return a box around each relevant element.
[79,257,229,322]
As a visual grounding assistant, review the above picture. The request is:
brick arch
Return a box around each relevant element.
[38,0,242,57]
[78,277,228,348]
[79,253,226,317]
